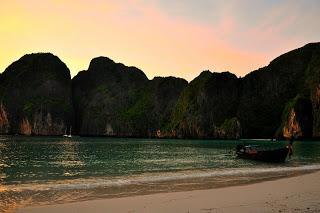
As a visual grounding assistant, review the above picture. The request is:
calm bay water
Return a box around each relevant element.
[0,136,320,211]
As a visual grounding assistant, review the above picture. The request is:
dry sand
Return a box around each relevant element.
[17,171,320,213]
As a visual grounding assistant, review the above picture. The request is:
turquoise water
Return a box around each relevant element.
[1,136,320,211]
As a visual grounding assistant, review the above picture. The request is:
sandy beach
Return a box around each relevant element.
[17,171,320,213]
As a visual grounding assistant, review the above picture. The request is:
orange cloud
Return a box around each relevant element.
[0,0,318,81]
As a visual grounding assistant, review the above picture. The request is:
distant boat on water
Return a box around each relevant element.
[63,126,72,138]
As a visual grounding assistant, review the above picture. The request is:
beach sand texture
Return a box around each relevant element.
[17,171,320,213]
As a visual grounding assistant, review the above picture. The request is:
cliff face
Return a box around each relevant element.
[280,96,313,138]
[0,43,319,138]
[147,76,188,137]
[169,71,241,138]
[0,53,73,135]
[213,117,242,139]
[312,85,320,137]
[238,43,320,139]
[238,45,319,138]
[72,57,187,136]
[0,103,9,134]
[306,46,320,137]
[72,57,149,136]
[167,43,320,139]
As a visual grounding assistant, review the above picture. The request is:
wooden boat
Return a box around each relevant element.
[236,145,289,163]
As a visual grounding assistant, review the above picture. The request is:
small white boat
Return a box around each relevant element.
[63,126,72,138]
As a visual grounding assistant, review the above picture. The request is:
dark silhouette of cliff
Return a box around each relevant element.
[0,53,73,135]
[1,43,319,139]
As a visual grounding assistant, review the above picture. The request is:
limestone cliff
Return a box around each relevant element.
[72,57,187,136]
[312,86,320,137]
[72,43,320,139]
[213,117,241,139]
[280,96,313,138]
[0,53,73,135]
[0,43,319,138]
[0,103,9,134]
[306,45,320,137]
[19,118,32,135]
[169,71,241,138]
[238,43,320,138]
[72,57,149,136]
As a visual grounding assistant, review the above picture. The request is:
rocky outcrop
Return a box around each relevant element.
[238,43,320,139]
[0,42,319,138]
[72,57,149,136]
[32,110,66,135]
[72,57,187,136]
[166,43,320,139]
[0,53,73,135]
[147,76,188,137]
[213,117,241,139]
[280,96,313,138]
[169,71,240,138]
[312,86,320,137]
[19,118,32,135]
[282,109,302,138]
[0,103,9,134]
[72,42,320,139]
[306,45,320,137]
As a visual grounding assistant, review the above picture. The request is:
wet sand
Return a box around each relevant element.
[17,171,320,213]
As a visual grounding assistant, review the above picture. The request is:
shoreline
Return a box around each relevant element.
[16,171,320,213]
[3,135,320,141]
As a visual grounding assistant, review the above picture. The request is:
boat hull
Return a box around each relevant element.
[236,147,289,163]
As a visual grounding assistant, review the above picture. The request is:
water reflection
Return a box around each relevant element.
[0,136,319,212]
[54,139,84,177]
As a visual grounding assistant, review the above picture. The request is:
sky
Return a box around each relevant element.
[1,0,320,81]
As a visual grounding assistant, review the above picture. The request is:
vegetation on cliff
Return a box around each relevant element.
[0,43,319,139]
[238,43,320,139]
[0,53,73,135]
[277,95,313,138]
[169,71,240,138]
[72,57,187,136]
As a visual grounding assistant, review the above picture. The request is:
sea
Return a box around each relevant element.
[0,136,320,212]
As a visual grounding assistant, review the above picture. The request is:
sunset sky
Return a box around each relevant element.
[1,0,320,81]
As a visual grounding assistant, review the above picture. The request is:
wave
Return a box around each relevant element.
[3,164,320,193]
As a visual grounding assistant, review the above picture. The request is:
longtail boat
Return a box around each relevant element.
[236,145,289,163]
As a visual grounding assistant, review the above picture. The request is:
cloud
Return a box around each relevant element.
[0,0,319,81]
